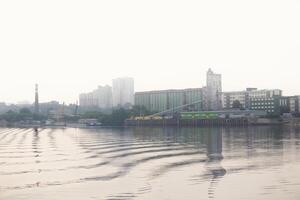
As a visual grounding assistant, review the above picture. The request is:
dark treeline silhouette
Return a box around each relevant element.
[0,108,46,122]
[81,106,151,126]
[0,106,151,126]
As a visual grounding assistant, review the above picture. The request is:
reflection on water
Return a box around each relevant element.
[0,126,300,200]
[205,129,226,200]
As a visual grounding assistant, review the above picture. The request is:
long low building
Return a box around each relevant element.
[222,88,282,109]
[135,88,203,113]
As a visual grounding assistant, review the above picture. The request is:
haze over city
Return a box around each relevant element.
[1,0,300,104]
[2,1,300,200]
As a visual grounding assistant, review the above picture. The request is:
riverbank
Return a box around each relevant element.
[125,117,294,127]
[1,117,299,128]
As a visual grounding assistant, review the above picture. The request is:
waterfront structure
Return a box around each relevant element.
[125,110,268,127]
[34,84,39,114]
[249,96,288,115]
[222,88,282,109]
[204,69,222,111]
[112,77,134,108]
[180,110,267,120]
[79,85,112,109]
[135,88,203,113]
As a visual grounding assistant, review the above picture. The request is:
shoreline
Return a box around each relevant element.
[1,122,299,129]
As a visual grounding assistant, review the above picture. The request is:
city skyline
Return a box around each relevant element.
[0,68,298,105]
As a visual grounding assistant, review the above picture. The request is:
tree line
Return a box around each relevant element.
[0,106,151,126]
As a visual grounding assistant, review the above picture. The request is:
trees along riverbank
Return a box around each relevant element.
[0,106,150,127]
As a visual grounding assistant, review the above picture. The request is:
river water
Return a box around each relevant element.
[0,126,300,200]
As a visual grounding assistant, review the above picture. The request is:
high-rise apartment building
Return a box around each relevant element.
[112,77,134,108]
[79,85,112,109]
[94,85,113,109]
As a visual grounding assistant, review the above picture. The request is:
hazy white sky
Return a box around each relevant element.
[0,0,300,104]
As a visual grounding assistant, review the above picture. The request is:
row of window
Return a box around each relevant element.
[251,108,275,113]
[252,106,274,109]
[251,98,274,101]
[252,102,274,105]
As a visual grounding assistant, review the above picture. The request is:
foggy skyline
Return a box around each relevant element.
[1,0,300,104]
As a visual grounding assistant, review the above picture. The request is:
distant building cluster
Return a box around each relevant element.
[77,68,300,116]
[134,68,223,113]
[79,77,134,109]
[134,69,300,116]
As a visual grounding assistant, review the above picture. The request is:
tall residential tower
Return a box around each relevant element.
[112,77,134,108]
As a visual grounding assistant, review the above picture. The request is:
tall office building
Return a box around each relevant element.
[204,68,222,110]
[112,77,134,108]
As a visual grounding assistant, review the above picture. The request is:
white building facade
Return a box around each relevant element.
[222,88,282,109]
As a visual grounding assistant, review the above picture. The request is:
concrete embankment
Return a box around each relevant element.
[125,118,249,127]
[125,117,292,127]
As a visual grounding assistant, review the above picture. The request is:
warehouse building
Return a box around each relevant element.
[135,88,203,113]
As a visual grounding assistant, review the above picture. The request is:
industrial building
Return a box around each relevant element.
[135,68,221,113]
[135,88,203,113]
[34,84,39,114]
[127,68,300,126]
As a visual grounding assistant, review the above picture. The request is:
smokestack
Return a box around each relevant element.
[34,84,39,114]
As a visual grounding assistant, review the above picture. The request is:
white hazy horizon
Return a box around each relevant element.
[1,0,300,104]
